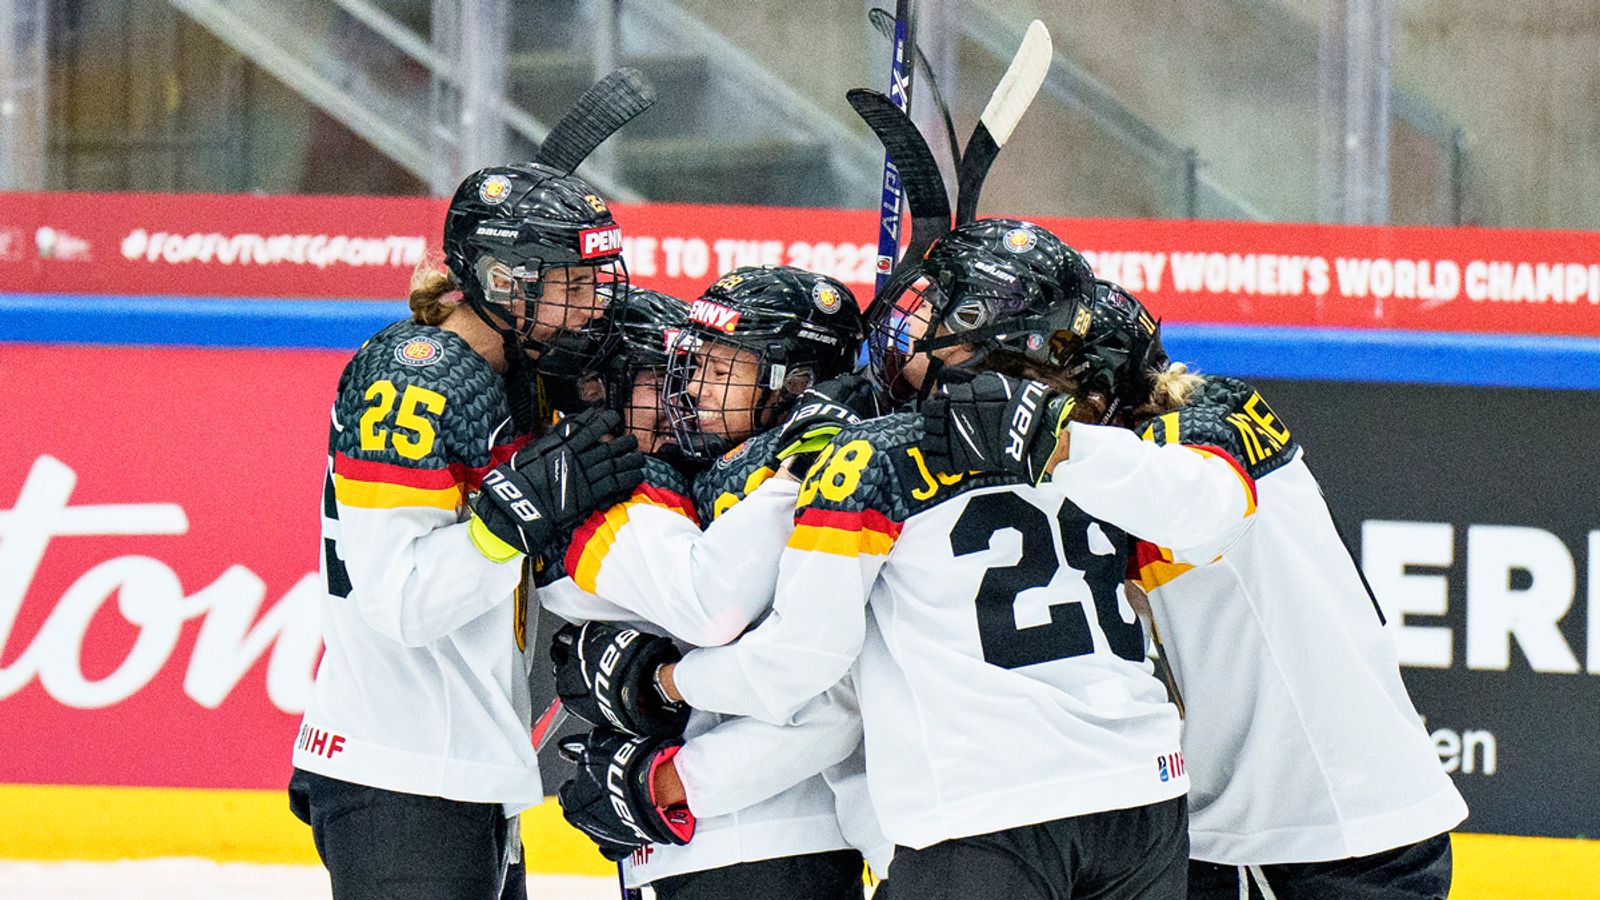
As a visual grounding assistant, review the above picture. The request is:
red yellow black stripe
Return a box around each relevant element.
[788,507,903,557]
[564,483,700,593]
[332,452,461,510]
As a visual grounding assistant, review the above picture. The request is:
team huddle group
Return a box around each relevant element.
[286,83,1468,900]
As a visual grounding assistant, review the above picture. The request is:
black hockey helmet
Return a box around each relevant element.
[442,162,626,380]
[664,265,864,459]
[865,218,1095,402]
[589,285,689,453]
[1065,280,1168,413]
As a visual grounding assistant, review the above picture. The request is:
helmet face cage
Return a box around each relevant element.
[662,331,798,460]
[662,266,862,460]
[590,287,689,455]
[865,268,948,406]
[866,249,1094,404]
[444,164,628,382]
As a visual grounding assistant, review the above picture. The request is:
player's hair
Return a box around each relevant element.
[1137,361,1205,416]
[408,249,462,326]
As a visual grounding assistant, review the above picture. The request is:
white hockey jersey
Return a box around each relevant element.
[542,439,884,885]
[673,413,1192,850]
[1051,377,1467,865]
[295,321,542,811]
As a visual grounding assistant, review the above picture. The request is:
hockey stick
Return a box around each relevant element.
[534,67,657,176]
[530,697,569,753]
[532,698,641,899]
[847,88,951,283]
[954,20,1052,224]
[867,6,960,171]
[870,0,917,296]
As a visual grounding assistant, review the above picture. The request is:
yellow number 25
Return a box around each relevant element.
[358,380,447,460]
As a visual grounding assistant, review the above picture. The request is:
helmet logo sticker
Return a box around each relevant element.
[1072,306,1093,336]
[479,174,512,205]
[1026,333,1046,351]
[474,225,519,239]
[395,336,445,367]
[583,193,608,213]
[688,298,742,333]
[1001,227,1038,254]
[811,282,843,314]
[578,224,624,259]
[664,327,702,353]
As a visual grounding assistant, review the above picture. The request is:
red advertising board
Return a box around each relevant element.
[0,344,343,788]
[3,191,1600,336]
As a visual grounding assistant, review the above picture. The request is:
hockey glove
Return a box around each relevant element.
[468,408,646,562]
[550,621,690,738]
[773,373,882,467]
[920,371,1075,485]
[557,728,695,861]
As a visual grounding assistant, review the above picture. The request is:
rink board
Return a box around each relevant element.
[2,296,1598,897]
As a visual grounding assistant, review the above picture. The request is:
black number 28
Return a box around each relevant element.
[950,492,1144,669]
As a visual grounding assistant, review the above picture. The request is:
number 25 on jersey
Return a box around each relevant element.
[359,380,447,460]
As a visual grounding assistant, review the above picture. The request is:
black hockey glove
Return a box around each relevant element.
[920,371,1075,485]
[557,728,695,861]
[773,373,882,467]
[468,408,646,562]
[550,621,690,738]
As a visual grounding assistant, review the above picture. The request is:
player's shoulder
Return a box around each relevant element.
[1140,375,1298,478]
[691,428,784,522]
[798,412,963,519]
[342,321,498,400]
[638,453,700,522]
[333,320,507,466]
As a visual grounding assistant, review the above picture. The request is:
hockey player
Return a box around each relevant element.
[919,280,1468,899]
[288,162,647,900]
[540,272,891,898]
[570,220,1266,898]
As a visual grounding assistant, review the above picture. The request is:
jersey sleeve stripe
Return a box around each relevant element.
[1130,540,1197,592]
[334,452,457,490]
[564,484,700,593]
[1186,444,1258,516]
[789,507,903,557]
[332,473,462,511]
[636,483,701,526]
[449,436,532,493]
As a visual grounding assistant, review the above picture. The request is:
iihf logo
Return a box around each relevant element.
[1157,751,1186,782]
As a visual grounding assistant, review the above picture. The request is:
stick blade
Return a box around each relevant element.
[978,20,1052,147]
[848,88,952,240]
[535,67,657,175]
[955,20,1052,223]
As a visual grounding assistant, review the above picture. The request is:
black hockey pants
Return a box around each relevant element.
[1187,832,1452,900]
[883,795,1189,899]
[289,768,526,900]
[650,848,867,900]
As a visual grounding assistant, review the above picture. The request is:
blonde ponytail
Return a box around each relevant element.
[408,249,462,326]
[1139,361,1206,416]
